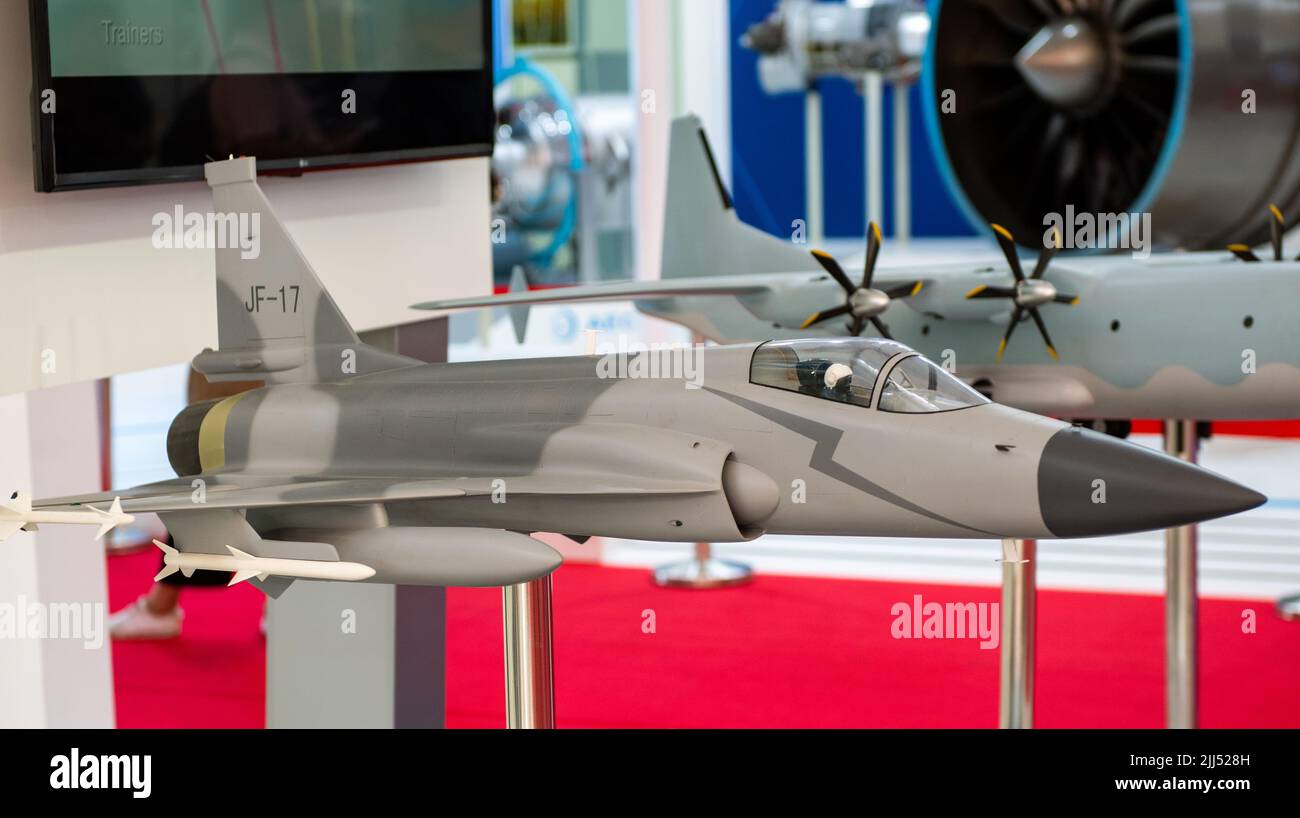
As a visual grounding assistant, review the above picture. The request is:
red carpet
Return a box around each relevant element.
[107,549,1300,729]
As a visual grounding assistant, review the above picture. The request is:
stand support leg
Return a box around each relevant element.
[999,538,1036,729]
[1163,419,1199,729]
[503,574,555,729]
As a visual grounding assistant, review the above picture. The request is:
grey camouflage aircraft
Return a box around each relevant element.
[24,156,1264,595]
[417,115,1300,424]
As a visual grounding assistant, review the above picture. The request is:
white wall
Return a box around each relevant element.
[0,1,493,397]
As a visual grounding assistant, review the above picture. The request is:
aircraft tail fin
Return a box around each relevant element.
[661,115,812,280]
[195,158,418,384]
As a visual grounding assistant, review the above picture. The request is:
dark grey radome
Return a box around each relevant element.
[1037,427,1267,538]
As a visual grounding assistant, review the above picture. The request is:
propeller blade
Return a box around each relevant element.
[869,317,893,340]
[1028,308,1060,360]
[801,304,853,329]
[850,315,867,336]
[1270,204,1285,261]
[811,250,857,295]
[1228,244,1260,263]
[863,222,883,289]
[997,307,1024,362]
[991,224,1026,281]
[966,285,1016,300]
[1031,228,1062,279]
[885,281,925,299]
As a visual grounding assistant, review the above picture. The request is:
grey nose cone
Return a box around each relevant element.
[1037,427,1266,538]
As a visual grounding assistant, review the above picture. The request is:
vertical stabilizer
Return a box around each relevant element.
[661,116,813,279]
[195,158,417,383]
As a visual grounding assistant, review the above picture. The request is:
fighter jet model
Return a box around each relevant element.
[21,156,1263,597]
[416,115,1300,423]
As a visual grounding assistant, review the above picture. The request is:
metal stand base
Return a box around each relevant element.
[1278,594,1300,622]
[999,538,1036,729]
[503,574,555,729]
[1163,419,1199,729]
[652,542,753,589]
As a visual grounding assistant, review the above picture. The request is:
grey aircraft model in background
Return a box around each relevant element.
[417,115,1300,425]
[24,156,1264,595]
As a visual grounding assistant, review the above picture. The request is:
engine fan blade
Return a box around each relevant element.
[811,250,857,295]
[997,307,1025,362]
[863,222,883,289]
[1028,307,1061,360]
[801,304,854,329]
[1228,244,1261,263]
[1270,204,1285,261]
[885,281,925,299]
[991,224,1027,281]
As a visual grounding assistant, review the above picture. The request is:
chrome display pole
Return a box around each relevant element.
[652,541,753,589]
[1163,419,1199,729]
[1278,594,1300,622]
[503,573,555,729]
[865,72,884,230]
[999,538,1036,729]
[806,88,824,246]
[893,82,910,246]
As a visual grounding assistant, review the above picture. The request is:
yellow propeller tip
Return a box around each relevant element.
[911,282,924,297]
[871,222,882,242]
[811,249,831,258]
[1270,204,1284,222]
[996,338,1008,361]
[991,224,1013,241]
[1227,244,1251,252]
[800,314,820,330]
[965,285,988,299]
[1047,346,1060,361]
[1069,296,1081,306]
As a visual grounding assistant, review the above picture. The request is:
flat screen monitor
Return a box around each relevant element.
[29,0,495,191]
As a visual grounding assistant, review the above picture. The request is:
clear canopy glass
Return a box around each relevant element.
[877,355,991,414]
[750,338,912,408]
[750,338,989,414]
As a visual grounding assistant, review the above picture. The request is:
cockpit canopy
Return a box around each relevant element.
[749,339,990,414]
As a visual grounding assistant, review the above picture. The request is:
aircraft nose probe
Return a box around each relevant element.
[1035,426,1267,538]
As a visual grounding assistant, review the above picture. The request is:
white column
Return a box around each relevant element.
[632,0,674,281]
[0,383,114,728]
[673,0,732,189]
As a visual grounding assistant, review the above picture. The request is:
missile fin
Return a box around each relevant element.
[229,569,262,587]
[154,564,180,582]
[226,545,255,559]
[0,519,25,542]
[94,520,115,541]
[152,539,178,556]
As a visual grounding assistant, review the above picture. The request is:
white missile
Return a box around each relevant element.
[0,493,135,542]
[153,540,377,586]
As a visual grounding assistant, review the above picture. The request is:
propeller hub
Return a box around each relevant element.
[1015,279,1058,308]
[1015,19,1107,109]
[849,288,892,318]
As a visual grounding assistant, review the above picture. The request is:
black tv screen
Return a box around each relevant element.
[29,0,495,192]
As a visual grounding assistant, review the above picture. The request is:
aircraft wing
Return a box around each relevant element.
[411,276,773,313]
[33,471,719,515]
